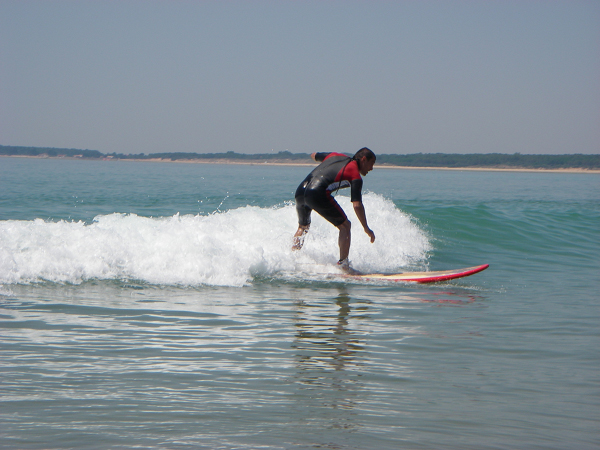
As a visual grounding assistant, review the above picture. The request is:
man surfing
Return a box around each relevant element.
[292,147,376,273]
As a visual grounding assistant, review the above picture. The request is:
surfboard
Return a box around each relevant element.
[349,264,489,284]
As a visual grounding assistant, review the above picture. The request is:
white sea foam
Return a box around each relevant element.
[0,194,430,287]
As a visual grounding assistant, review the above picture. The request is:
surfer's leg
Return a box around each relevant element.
[337,219,351,263]
[303,188,351,261]
[337,221,361,275]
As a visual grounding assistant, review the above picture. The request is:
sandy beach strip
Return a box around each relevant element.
[126,157,600,173]
[3,154,599,173]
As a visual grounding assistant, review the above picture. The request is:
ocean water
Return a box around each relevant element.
[0,157,598,449]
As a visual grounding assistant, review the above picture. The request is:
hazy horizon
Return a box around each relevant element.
[1,1,598,155]
[2,144,600,157]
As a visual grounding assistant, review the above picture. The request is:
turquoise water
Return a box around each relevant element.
[1,157,599,449]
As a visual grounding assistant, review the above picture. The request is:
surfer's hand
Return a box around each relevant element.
[365,228,375,243]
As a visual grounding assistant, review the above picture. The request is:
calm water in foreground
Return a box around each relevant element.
[1,157,599,449]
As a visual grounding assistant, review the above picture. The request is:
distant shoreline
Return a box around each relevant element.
[3,154,599,173]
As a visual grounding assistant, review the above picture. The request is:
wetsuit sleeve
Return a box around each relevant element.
[314,152,329,162]
[350,178,363,202]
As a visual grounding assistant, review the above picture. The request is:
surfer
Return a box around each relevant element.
[292,147,376,273]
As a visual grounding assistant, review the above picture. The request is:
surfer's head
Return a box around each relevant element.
[353,147,376,176]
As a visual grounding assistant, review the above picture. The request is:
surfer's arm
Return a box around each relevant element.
[352,201,375,243]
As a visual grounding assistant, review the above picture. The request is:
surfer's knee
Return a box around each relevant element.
[338,220,351,232]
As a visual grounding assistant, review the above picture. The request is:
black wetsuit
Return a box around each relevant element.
[295,152,363,227]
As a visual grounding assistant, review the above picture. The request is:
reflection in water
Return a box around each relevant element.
[419,291,482,306]
[291,289,370,431]
[388,290,484,306]
[287,287,485,437]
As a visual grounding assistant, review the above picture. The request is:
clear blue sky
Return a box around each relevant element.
[1,0,598,155]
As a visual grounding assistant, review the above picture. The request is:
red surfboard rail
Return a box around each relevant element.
[354,264,489,284]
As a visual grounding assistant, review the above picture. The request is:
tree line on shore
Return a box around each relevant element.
[2,145,599,169]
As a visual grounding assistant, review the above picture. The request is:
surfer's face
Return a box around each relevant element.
[359,156,375,176]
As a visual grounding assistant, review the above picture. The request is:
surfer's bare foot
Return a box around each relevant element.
[291,237,303,251]
[292,226,309,251]
[337,259,361,275]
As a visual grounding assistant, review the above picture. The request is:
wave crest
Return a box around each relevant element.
[0,194,430,287]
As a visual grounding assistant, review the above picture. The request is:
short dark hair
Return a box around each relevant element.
[353,147,376,161]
